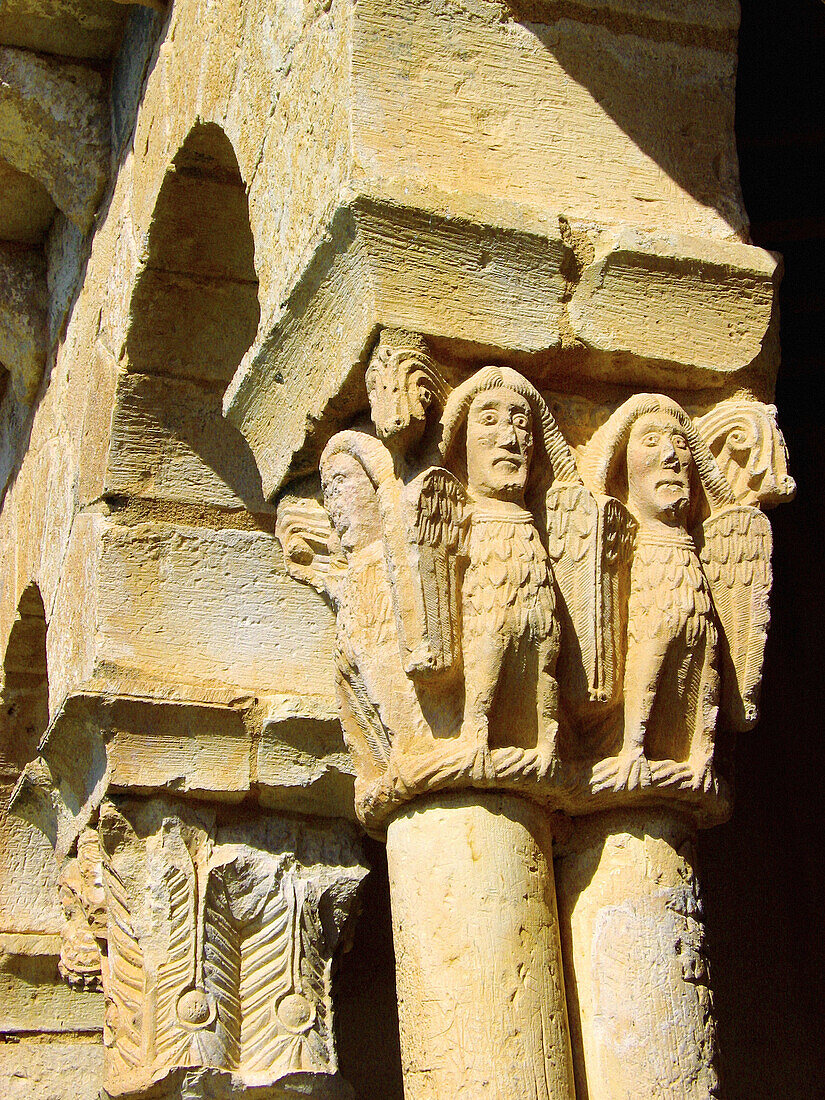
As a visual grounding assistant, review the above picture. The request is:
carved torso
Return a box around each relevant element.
[626,531,719,761]
[463,507,557,644]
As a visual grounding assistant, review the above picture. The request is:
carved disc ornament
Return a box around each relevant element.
[277,333,792,832]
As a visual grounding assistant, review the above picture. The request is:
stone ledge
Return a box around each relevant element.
[225,192,782,498]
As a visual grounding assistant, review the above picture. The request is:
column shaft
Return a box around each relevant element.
[556,810,720,1100]
[386,792,575,1100]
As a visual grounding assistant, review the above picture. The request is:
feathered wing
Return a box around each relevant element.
[395,467,468,676]
[546,484,636,706]
[698,506,773,731]
[237,869,293,1075]
[152,850,199,1071]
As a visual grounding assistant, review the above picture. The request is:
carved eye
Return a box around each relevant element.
[513,413,530,431]
[480,411,499,426]
[642,432,660,446]
[673,434,689,450]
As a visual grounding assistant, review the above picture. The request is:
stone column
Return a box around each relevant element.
[386,793,574,1100]
[556,811,719,1100]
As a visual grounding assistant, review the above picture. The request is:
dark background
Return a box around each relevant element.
[702,1,825,1095]
[337,4,825,1095]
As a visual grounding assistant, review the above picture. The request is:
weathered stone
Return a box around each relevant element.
[257,697,356,821]
[0,0,799,1096]
[0,46,109,232]
[387,793,575,1099]
[46,515,335,707]
[0,1035,104,1100]
[0,158,55,242]
[105,373,272,513]
[97,797,366,1098]
[0,243,47,403]
[0,0,129,61]
[569,229,780,379]
[0,934,103,1032]
[557,812,720,1100]
[224,196,568,496]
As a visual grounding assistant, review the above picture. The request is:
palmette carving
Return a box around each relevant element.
[96,797,366,1097]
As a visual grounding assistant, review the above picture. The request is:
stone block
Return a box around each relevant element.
[0,243,47,403]
[103,697,251,799]
[257,696,355,820]
[49,515,336,708]
[0,47,109,232]
[125,267,260,384]
[225,194,567,496]
[0,782,62,935]
[0,938,103,1032]
[0,159,55,243]
[568,229,780,380]
[104,372,272,512]
[0,1034,103,1100]
[351,0,744,239]
[0,0,129,61]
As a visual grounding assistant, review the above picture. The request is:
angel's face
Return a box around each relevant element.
[465,388,533,504]
[321,453,382,556]
[626,411,693,527]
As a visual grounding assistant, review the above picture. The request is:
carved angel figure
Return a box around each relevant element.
[588,394,772,794]
[314,433,464,794]
[441,366,581,777]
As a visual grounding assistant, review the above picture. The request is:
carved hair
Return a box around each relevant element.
[588,393,735,513]
[439,365,580,488]
[320,430,395,490]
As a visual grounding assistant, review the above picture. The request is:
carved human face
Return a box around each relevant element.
[465,388,533,503]
[625,410,693,528]
[367,356,430,453]
[321,453,382,556]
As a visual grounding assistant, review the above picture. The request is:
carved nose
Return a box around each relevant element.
[660,439,678,464]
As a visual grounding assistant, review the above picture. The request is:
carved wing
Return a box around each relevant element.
[546,484,636,707]
[275,496,337,596]
[698,505,773,731]
[395,467,469,677]
[202,868,243,1069]
[153,858,198,1070]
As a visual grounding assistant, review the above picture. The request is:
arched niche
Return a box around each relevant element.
[111,123,268,512]
[127,122,260,384]
[0,583,62,935]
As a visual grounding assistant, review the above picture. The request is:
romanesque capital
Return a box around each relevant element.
[89,798,366,1099]
[277,336,794,834]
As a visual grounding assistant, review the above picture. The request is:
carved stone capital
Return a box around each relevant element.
[278,356,791,833]
[91,797,366,1099]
